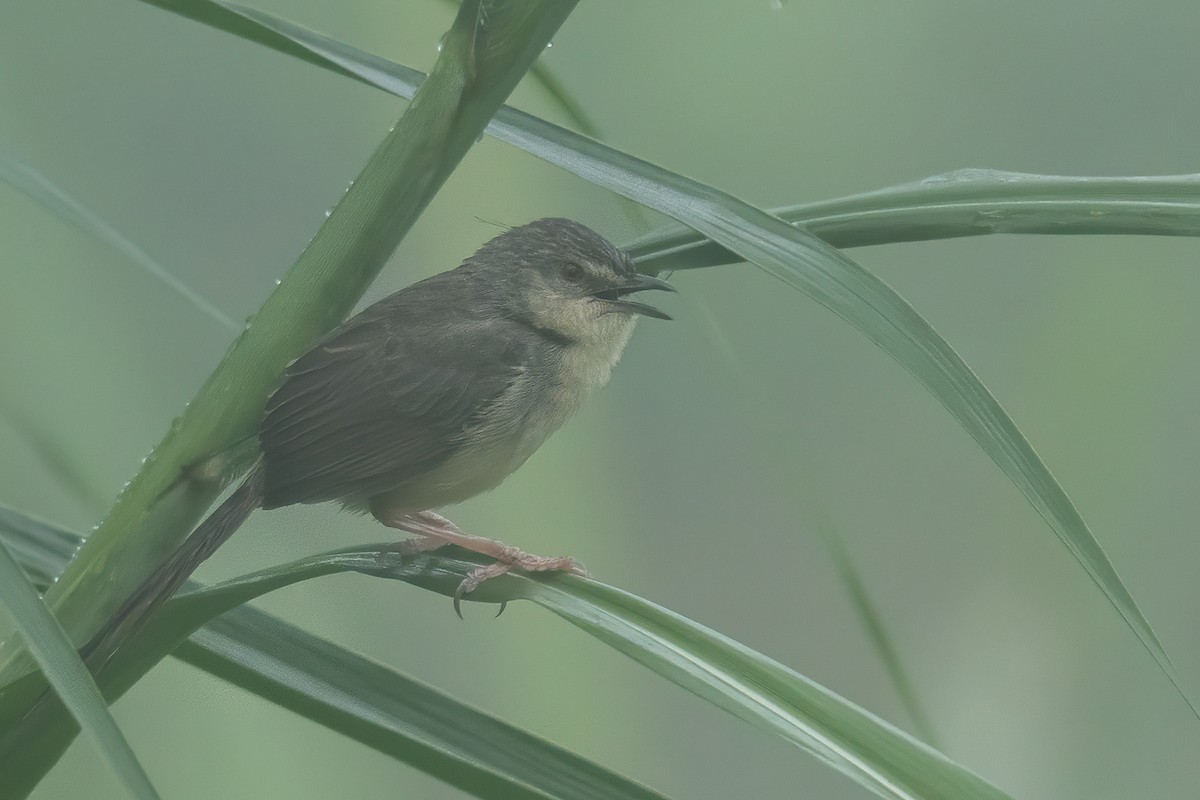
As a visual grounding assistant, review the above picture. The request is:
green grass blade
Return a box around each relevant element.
[157,5,1190,716]
[175,612,668,800]
[435,0,602,139]
[0,537,159,800]
[624,169,1200,271]
[142,545,1008,800]
[3,512,1008,799]
[0,507,80,588]
[9,0,578,677]
[0,508,670,800]
[0,155,238,332]
[818,524,939,748]
[0,400,110,513]
[689,307,940,748]
[528,61,604,140]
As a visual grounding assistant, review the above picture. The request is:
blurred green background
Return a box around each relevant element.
[3,1,1200,797]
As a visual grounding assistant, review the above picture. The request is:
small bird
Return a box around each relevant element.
[85,218,674,659]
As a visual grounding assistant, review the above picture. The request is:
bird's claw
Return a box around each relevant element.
[451,554,587,618]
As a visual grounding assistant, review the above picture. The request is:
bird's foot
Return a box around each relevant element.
[453,547,588,618]
[370,508,589,617]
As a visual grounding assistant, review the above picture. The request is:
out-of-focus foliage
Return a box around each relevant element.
[3,1,1200,799]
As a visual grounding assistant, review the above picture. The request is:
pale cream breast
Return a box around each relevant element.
[402,316,637,510]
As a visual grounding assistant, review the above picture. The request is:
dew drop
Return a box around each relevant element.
[324,208,332,218]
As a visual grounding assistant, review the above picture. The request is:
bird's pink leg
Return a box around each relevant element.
[370,506,587,611]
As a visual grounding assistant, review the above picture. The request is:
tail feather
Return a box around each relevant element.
[81,461,265,667]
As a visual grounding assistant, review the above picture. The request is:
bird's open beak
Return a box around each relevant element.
[593,274,676,320]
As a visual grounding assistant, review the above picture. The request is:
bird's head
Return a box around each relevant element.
[467,218,676,345]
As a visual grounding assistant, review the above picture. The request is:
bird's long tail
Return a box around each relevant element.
[80,460,265,668]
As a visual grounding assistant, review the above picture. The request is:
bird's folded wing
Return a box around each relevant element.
[259,303,525,508]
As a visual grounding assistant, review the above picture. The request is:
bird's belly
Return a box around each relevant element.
[375,389,581,512]
[366,336,627,514]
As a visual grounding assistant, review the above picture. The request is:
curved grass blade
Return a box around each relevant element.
[139,4,1200,247]
[134,544,1009,800]
[0,507,670,800]
[624,169,1200,271]
[2,511,1009,799]
[151,3,1192,716]
[0,155,238,332]
[0,537,159,800]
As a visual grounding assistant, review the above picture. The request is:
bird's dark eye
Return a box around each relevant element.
[561,263,585,283]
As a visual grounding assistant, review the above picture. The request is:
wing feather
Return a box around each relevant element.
[259,282,526,508]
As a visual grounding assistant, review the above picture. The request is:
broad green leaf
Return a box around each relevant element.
[0,506,669,800]
[0,155,238,332]
[134,544,1010,800]
[0,537,159,800]
[624,169,1200,271]
[143,0,1192,716]
[10,0,579,677]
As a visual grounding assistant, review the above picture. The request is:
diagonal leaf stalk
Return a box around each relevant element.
[0,539,159,800]
[2,0,578,681]
[153,1,1194,716]
[137,544,1013,800]
[1,509,669,800]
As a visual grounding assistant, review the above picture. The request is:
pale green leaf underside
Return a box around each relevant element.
[1,506,668,800]
[0,537,159,800]
[144,0,1191,715]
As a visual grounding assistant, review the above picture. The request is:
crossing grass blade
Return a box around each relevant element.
[0,505,670,800]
